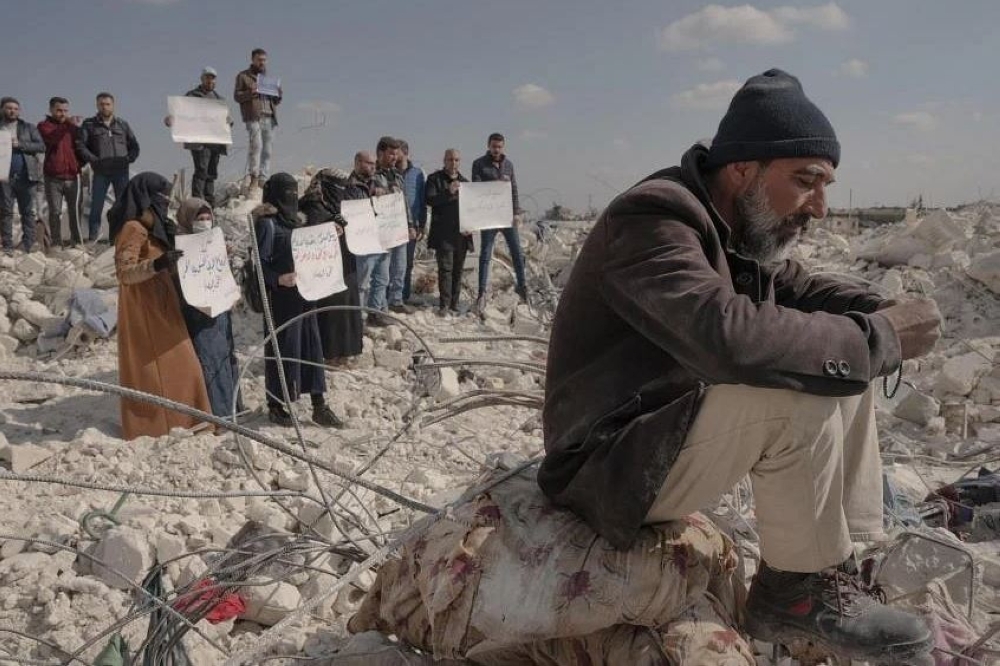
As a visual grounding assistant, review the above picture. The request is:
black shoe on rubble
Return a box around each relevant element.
[311,404,345,428]
[514,284,529,304]
[367,312,390,328]
[745,561,933,664]
[268,404,293,427]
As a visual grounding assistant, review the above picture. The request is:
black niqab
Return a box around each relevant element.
[108,172,173,246]
[263,173,302,228]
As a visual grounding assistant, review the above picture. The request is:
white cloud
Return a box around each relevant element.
[772,3,849,30]
[671,80,742,110]
[697,57,726,72]
[658,2,848,51]
[893,111,937,132]
[513,83,555,108]
[837,58,868,78]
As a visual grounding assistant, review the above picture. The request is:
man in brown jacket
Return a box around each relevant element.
[234,48,281,193]
[540,69,940,663]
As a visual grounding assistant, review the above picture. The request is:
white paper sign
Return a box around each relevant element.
[341,198,385,255]
[291,223,347,301]
[168,96,232,145]
[372,191,410,250]
[175,228,240,317]
[0,130,11,183]
[257,75,281,98]
[459,181,513,232]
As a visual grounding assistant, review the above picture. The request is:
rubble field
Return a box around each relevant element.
[2,193,1000,665]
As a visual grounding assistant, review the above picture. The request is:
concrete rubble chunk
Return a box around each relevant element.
[90,526,154,590]
[893,389,940,427]
[11,319,38,342]
[154,533,186,565]
[968,250,1000,295]
[435,367,461,401]
[242,578,301,626]
[374,349,411,372]
[937,352,993,397]
[0,441,54,473]
[13,300,54,328]
[277,468,311,492]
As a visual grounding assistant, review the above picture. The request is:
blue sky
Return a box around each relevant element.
[3,0,997,214]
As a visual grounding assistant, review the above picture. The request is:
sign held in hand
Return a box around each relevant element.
[175,228,240,317]
[167,96,232,145]
[291,222,347,301]
[341,199,384,255]
[373,191,410,250]
[459,181,513,232]
[256,76,281,98]
[0,130,12,183]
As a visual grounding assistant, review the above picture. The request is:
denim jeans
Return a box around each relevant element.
[356,252,389,312]
[0,172,38,251]
[402,237,417,301]
[478,226,526,296]
[88,170,128,241]
[246,117,275,179]
[386,241,408,306]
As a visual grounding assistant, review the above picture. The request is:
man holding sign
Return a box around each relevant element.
[471,133,528,314]
[165,67,232,206]
[234,48,281,194]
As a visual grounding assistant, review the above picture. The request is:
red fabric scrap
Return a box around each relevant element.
[172,578,246,624]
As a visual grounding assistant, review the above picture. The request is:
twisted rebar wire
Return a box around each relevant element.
[0,370,435,514]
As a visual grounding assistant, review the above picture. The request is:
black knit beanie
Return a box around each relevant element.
[704,68,840,169]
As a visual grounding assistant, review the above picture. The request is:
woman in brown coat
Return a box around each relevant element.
[111,172,211,439]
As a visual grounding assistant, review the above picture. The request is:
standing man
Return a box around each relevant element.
[234,48,281,195]
[77,93,140,243]
[366,136,411,324]
[38,97,84,248]
[425,149,472,315]
[472,132,528,313]
[345,151,383,323]
[539,70,938,663]
[166,67,231,206]
[0,97,44,253]
[396,140,426,304]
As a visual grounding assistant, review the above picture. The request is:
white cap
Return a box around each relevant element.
[201,67,218,77]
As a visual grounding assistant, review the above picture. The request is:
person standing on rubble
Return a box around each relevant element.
[37,97,84,248]
[77,92,140,243]
[396,140,426,305]
[425,149,472,315]
[472,132,528,315]
[299,166,364,367]
[111,172,211,440]
[174,198,242,418]
[366,136,413,323]
[540,69,942,664]
[0,97,44,254]
[165,67,232,206]
[234,48,281,196]
[253,173,344,428]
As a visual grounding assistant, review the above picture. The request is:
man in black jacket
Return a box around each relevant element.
[0,97,44,253]
[77,92,139,242]
[166,68,231,206]
[425,149,472,314]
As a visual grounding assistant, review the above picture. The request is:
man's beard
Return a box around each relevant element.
[731,175,811,266]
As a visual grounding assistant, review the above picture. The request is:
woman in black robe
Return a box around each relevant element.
[298,168,364,364]
[254,173,343,427]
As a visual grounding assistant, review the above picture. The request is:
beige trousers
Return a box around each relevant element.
[645,384,883,573]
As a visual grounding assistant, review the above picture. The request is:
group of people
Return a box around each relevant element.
[1,48,279,254]
[10,50,955,661]
[1,92,139,252]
